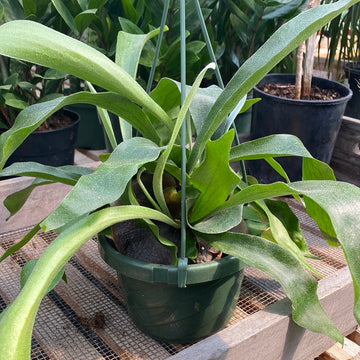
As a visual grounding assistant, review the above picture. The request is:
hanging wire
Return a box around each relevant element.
[178,0,189,288]
[137,0,169,138]
[193,0,224,89]
[193,0,247,183]
[146,0,170,94]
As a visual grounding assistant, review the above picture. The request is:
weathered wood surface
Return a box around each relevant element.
[0,148,359,360]
[169,267,357,360]
[317,330,360,360]
[0,226,357,360]
[0,153,101,234]
[330,116,360,186]
[0,177,72,233]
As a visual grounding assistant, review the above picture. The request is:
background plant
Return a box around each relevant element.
[0,0,135,128]
[318,0,360,76]
[203,0,307,84]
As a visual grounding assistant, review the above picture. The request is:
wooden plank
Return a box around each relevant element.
[0,161,101,234]
[331,116,360,186]
[169,267,357,360]
[0,178,72,234]
[74,149,94,165]
[347,329,360,345]
[0,247,104,360]
[76,149,107,162]
[19,234,171,360]
[318,338,360,360]
[340,338,360,358]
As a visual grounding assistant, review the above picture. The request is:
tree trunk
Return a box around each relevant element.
[295,42,305,99]
[295,0,320,99]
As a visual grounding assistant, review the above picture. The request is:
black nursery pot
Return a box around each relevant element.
[249,74,352,183]
[65,104,105,150]
[6,109,79,167]
[344,62,360,119]
[99,236,244,344]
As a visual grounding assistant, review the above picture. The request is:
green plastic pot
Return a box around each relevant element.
[99,236,244,343]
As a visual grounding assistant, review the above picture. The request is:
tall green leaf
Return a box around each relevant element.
[116,27,164,79]
[120,0,138,23]
[201,231,343,343]
[0,20,170,125]
[0,205,177,360]
[74,9,97,33]
[230,134,313,160]
[189,130,240,223]
[115,26,165,140]
[41,137,166,231]
[0,92,164,169]
[51,0,79,35]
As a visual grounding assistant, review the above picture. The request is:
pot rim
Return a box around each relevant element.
[254,73,353,106]
[344,61,360,76]
[30,108,80,135]
[98,235,244,285]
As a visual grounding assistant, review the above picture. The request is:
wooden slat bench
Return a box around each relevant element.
[317,330,360,360]
[0,217,357,360]
[0,115,359,360]
[330,116,360,187]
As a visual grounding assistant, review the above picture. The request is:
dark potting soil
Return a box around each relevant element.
[0,108,76,132]
[111,220,222,265]
[37,111,75,131]
[260,83,342,100]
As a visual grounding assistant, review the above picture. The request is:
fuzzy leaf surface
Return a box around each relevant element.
[211,180,360,327]
[41,138,165,231]
[201,231,343,343]
[189,130,240,223]
[0,20,169,123]
[0,206,176,360]
[0,92,162,169]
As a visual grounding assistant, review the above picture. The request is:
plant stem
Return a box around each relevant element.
[0,107,12,127]
[303,31,318,97]
[247,7,265,59]
[146,0,170,94]
[297,0,320,99]
[0,55,9,83]
[137,168,162,212]
[295,42,305,99]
